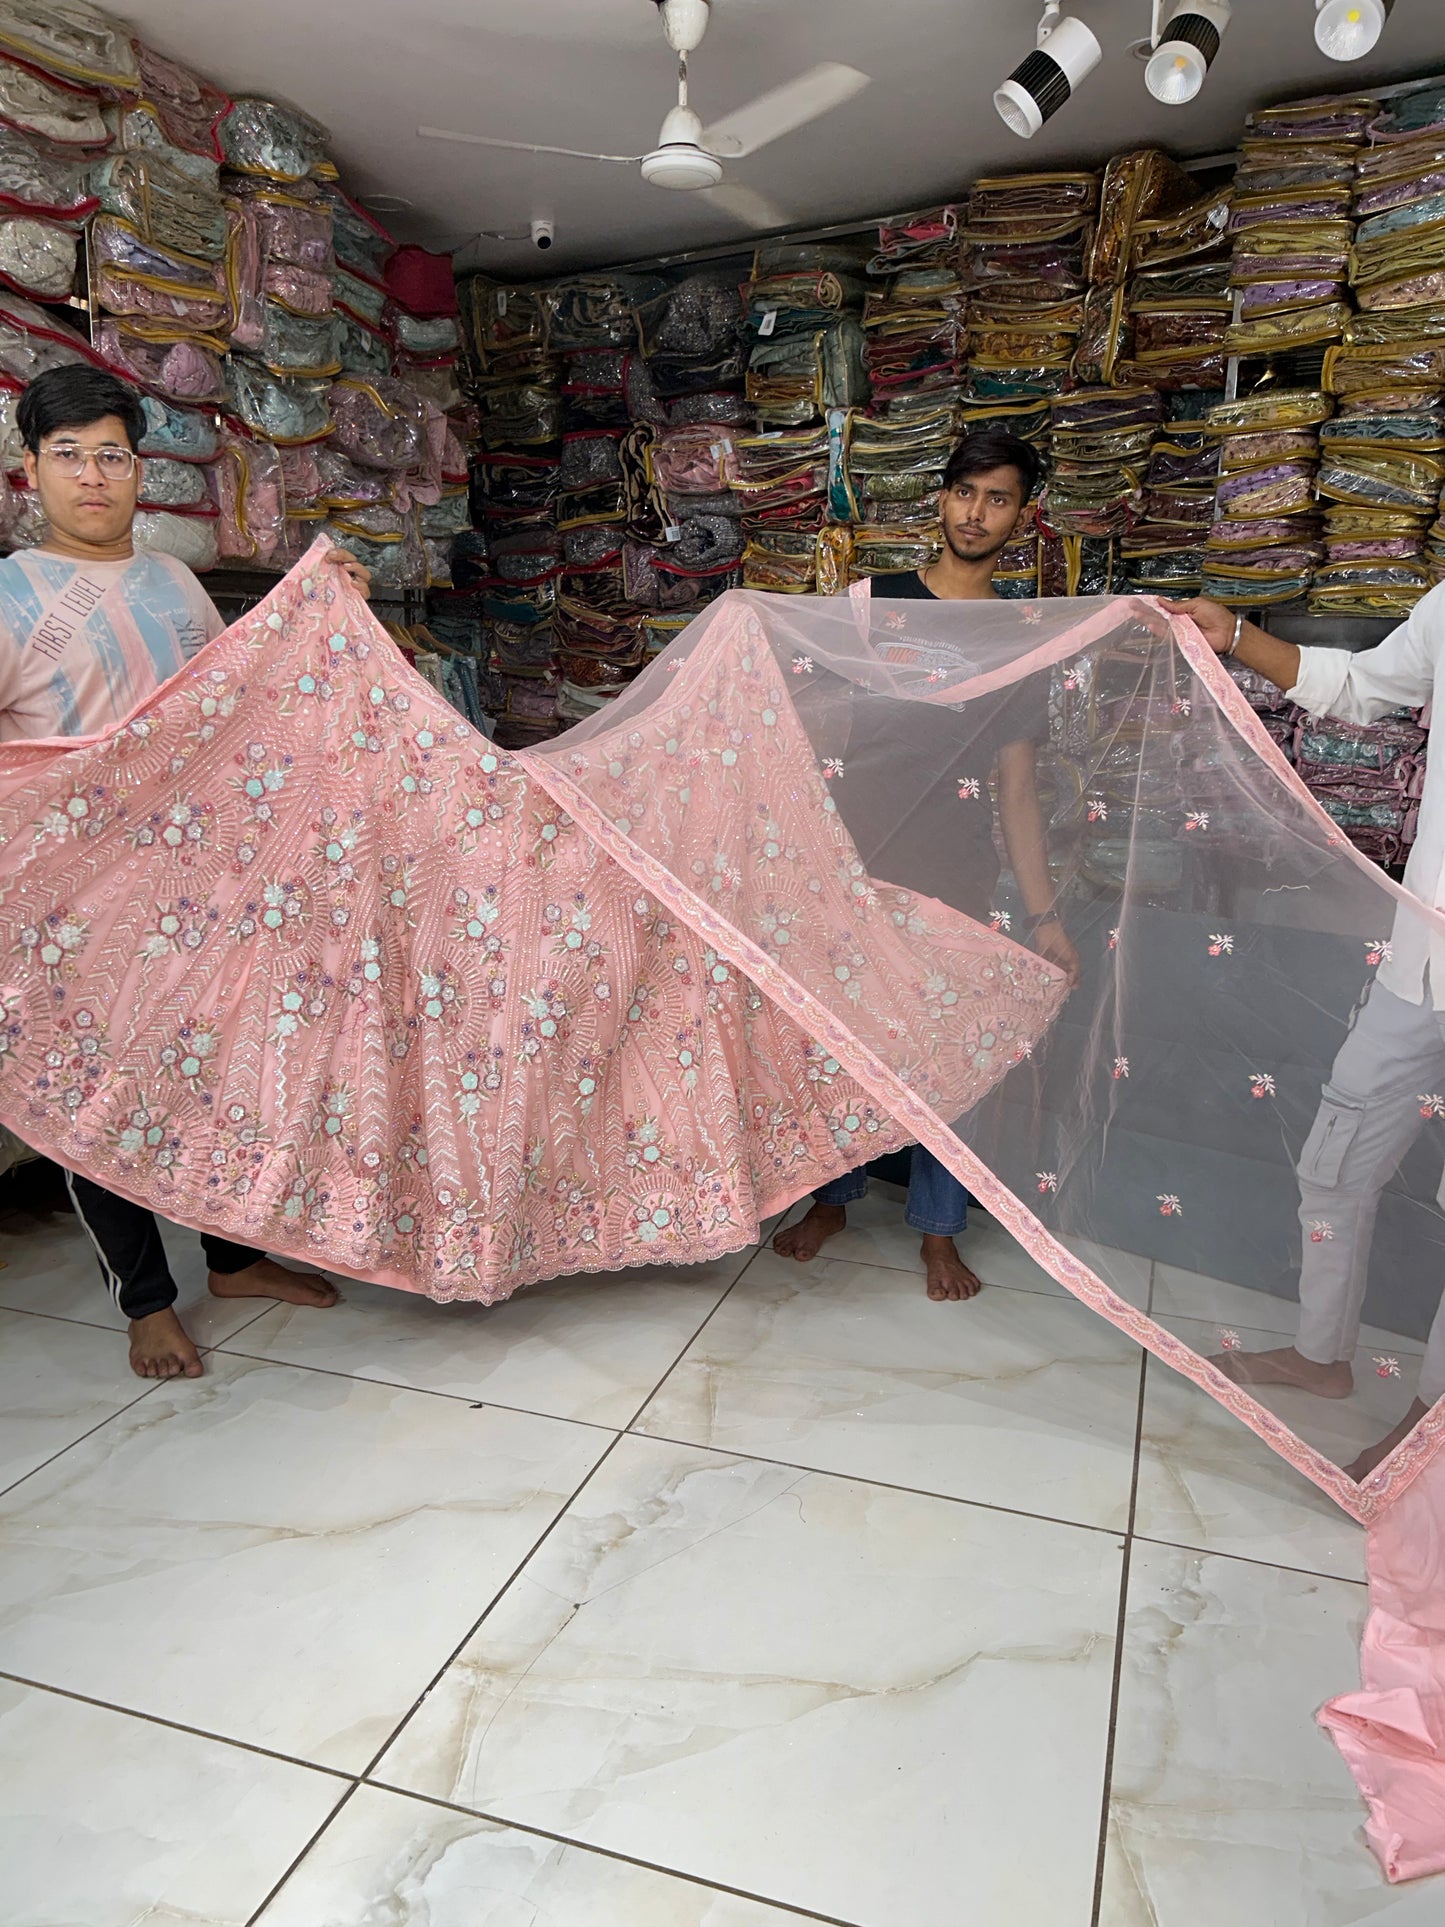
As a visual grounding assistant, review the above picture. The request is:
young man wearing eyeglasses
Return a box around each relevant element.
[0,364,370,1381]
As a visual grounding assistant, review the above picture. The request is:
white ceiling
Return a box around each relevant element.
[118,0,1445,275]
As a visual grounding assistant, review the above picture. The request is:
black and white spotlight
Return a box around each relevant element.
[1144,0,1231,104]
[1314,0,1393,60]
[994,2,1103,140]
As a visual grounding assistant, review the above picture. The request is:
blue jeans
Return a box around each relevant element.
[814,1145,970,1237]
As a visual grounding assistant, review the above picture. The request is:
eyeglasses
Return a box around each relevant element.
[39,442,137,480]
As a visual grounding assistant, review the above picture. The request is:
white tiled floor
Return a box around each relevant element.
[2,1195,1442,1927]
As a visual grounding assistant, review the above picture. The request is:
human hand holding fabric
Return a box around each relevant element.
[326,547,372,599]
[1033,916,1080,986]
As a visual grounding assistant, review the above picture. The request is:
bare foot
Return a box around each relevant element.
[923,1233,981,1302]
[772,1203,847,1262]
[1211,1345,1354,1399]
[1346,1398,1431,1484]
[208,1257,341,1308]
[129,1306,203,1381]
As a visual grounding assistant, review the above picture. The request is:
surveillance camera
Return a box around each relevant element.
[530,219,555,250]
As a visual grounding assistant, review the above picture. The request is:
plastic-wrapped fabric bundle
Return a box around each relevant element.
[0,289,96,380]
[0,121,92,221]
[544,273,660,351]
[649,424,736,496]
[870,205,958,273]
[212,429,285,565]
[561,523,624,570]
[0,50,106,146]
[1226,300,1352,354]
[393,310,459,358]
[246,300,340,379]
[1089,149,1197,287]
[746,319,867,426]
[130,40,229,158]
[226,357,331,443]
[336,312,391,380]
[137,393,218,464]
[94,319,224,401]
[271,441,320,511]
[1325,343,1445,398]
[1318,449,1445,513]
[559,427,623,493]
[0,1,139,90]
[332,264,388,332]
[1245,94,1379,144]
[622,537,710,612]
[728,424,829,529]
[323,514,425,590]
[90,217,227,332]
[1046,387,1163,538]
[1130,187,1232,270]
[1219,426,1321,470]
[137,455,209,509]
[1370,85,1445,142]
[862,267,967,402]
[0,211,74,297]
[480,382,560,453]
[328,374,426,470]
[743,529,818,592]
[315,444,393,509]
[220,96,328,181]
[419,488,470,541]
[91,151,224,259]
[130,503,219,572]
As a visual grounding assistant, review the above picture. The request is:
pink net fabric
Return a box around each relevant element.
[4,542,1445,1873]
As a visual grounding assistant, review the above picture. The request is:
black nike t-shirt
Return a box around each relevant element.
[827,571,1049,918]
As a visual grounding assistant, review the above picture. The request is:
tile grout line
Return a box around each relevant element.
[244,1779,362,1927]
[0,1380,164,1504]
[360,1779,871,1927]
[351,1426,631,1782]
[0,1668,358,1782]
[617,1239,769,1432]
[1089,1283,1152,1927]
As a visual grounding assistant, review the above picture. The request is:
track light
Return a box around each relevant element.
[1314,0,1392,61]
[1144,0,1231,104]
[994,3,1103,140]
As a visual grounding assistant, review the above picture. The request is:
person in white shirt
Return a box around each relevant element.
[1180,588,1445,1479]
[1,364,371,1383]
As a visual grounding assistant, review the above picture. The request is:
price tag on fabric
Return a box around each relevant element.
[496,290,508,314]
[758,308,778,337]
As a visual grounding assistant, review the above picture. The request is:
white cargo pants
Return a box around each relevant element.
[1296,980,1445,1404]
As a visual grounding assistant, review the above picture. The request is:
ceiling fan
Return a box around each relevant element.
[417,0,871,232]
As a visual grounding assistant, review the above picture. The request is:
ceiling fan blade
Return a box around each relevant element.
[416,126,640,164]
[698,184,793,233]
[699,63,870,161]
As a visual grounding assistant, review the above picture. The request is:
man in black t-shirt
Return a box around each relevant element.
[774,430,1078,1302]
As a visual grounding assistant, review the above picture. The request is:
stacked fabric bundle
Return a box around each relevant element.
[1045,387,1162,540]
[459,282,562,746]
[1202,388,1330,605]
[1307,87,1445,617]
[1075,149,1199,386]
[732,421,833,590]
[1120,169,1232,392]
[1122,398,1219,597]
[629,270,747,628]
[543,275,666,729]
[862,204,965,410]
[1293,710,1427,866]
[847,401,956,537]
[1314,338,1445,617]
[85,44,233,573]
[962,173,1096,406]
[1223,96,1373,362]
[743,241,868,427]
[381,246,470,585]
